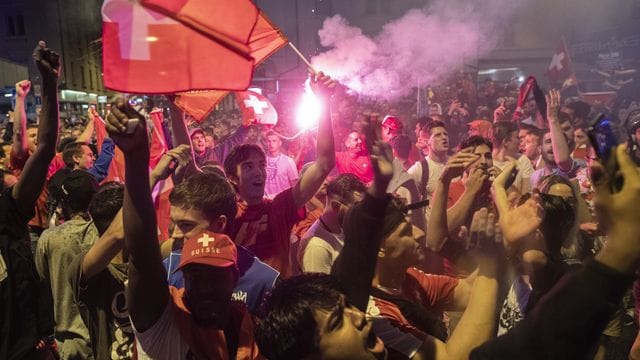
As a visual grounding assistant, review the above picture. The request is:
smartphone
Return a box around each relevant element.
[126,118,139,134]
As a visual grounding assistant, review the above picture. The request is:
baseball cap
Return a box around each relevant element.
[176,231,238,271]
[382,115,403,131]
[189,127,205,139]
[60,170,99,204]
[468,119,493,131]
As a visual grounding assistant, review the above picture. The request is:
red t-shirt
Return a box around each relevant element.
[231,188,305,278]
[335,151,374,184]
[11,150,65,229]
[370,268,458,340]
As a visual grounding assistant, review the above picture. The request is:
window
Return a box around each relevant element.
[16,14,25,36]
[80,65,86,88]
[6,16,15,36]
[5,14,25,37]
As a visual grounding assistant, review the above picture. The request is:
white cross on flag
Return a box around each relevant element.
[101,0,258,94]
[236,90,278,126]
[547,39,574,85]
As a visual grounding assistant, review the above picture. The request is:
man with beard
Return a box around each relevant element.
[105,97,262,359]
[335,130,374,184]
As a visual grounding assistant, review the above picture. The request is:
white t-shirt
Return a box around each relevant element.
[264,153,299,199]
[134,302,188,359]
[296,219,344,275]
[493,154,535,193]
[407,156,446,201]
[407,156,446,220]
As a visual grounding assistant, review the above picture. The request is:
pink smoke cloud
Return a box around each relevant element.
[311,0,522,99]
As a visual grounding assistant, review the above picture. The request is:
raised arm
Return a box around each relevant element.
[12,42,60,215]
[76,114,95,143]
[547,89,572,172]
[472,145,640,359]
[427,149,479,251]
[446,168,487,233]
[11,80,30,159]
[106,97,169,332]
[167,100,198,176]
[331,114,393,311]
[291,72,336,209]
[80,210,123,279]
[87,137,115,182]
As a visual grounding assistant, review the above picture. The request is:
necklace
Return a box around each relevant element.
[267,153,282,168]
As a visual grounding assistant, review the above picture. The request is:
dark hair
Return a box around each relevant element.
[491,121,518,148]
[422,120,447,136]
[389,134,412,158]
[326,174,366,203]
[223,144,266,180]
[89,182,124,235]
[459,135,493,152]
[415,117,432,130]
[540,193,575,259]
[201,160,226,178]
[565,101,591,120]
[382,197,408,240]
[256,274,344,360]
[62,142,88,168]
[58,136,77,153]
[169,172,237,233]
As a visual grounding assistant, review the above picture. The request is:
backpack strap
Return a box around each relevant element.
[419,158,430,200]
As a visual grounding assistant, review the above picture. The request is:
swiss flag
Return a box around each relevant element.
[101,0,255,93]
[140,0,258,56]
[174,11,288,122]
[547,39,574,85]
[236,90,278,126]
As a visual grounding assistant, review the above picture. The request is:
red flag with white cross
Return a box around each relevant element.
[235,90,278,126]
[174,11,288,122]
[101,0,256,93]
[547,39,574,86]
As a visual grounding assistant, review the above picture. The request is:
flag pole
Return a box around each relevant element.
[288,42,317,73]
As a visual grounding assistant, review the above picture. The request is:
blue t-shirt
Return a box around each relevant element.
[163,244,279,314]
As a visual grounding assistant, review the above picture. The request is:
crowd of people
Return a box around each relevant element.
[3,41,640,360]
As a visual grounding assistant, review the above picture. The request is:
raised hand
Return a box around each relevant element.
[498,191,544,245]
[492,161,518,191]
[362,112,393,194]
[32,41,60,80]
[151,144,191,182]
[441,148,479,182]
[309,71,336,100]
[104,96,148,155]
[592,145,640,273]
[493,99,507,122]
[15,80,31,98]
[546,89,561,122]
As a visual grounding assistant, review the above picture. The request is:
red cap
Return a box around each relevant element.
[382,115,403,131]
[176,231,237,271]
